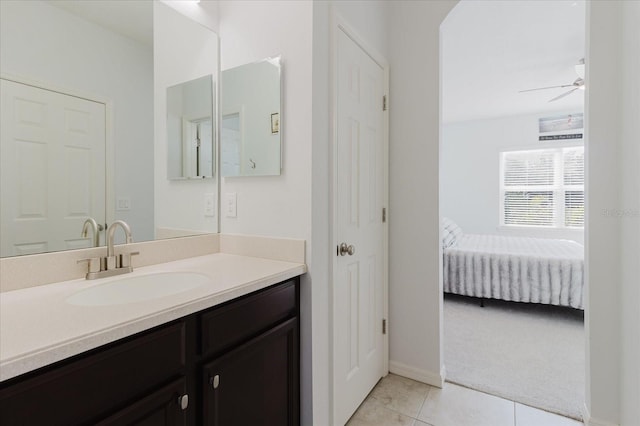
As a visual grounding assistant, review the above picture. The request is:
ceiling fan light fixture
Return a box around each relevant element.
[519,58,586,101]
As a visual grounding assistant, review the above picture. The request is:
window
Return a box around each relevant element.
[500,147,584,228]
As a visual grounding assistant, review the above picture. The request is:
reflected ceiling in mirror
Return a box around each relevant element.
[221,56,282,177]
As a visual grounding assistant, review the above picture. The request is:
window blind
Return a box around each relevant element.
[563,148,584,186]
[563,147,585,227]
[503,150,555,187]
[501,147,584,228]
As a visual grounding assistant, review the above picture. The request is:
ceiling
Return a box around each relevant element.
[48,0,153,46]
[442,0,585,124]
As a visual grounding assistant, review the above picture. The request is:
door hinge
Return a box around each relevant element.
[382,95,387,111]
[382,207,386,223]
[382,319,387,335]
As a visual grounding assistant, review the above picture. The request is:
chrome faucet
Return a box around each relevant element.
[106,220,132,269]
[78,220,139,280]
[81,218,101,247]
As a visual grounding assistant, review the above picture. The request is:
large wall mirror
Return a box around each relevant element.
[0,0,219,258]
[221,57,282,177]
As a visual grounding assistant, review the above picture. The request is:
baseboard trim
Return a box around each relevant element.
[389,360,444,388]
[582,403,620,426]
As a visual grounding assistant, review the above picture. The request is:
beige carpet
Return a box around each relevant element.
[444,294,585,420]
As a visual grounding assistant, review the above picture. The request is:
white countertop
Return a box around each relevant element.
[0,253,306,382]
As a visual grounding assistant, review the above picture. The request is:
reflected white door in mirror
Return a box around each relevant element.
[0,78,106,258]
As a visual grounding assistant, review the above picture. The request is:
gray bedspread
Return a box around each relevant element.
[443,234,584,309]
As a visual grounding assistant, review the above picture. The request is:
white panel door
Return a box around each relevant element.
[0,79,106,257]
[333,28,386,425]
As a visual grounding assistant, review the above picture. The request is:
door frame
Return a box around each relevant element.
[329,10,390,424]
[0,72,115,229]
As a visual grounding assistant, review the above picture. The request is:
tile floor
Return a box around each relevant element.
[346,374,584,426]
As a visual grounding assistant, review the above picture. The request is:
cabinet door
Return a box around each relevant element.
[0,322,185,425]
[202,318,299,426]
[95,378,187,426]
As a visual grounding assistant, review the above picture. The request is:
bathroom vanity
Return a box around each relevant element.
[0,251,305,426]
[0,1,302,423]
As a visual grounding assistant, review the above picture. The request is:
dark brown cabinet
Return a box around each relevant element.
[0,322,186,425]
[202,318,299,426]
[96,378,188,426]
[0,277,300,426]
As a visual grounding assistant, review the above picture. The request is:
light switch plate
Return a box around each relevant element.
[204,193,215,217]
[116,197,131,211]
[225,192,237,218]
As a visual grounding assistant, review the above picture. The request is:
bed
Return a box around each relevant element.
[442,218,584,309]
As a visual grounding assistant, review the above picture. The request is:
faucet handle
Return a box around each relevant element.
[77,257,102,274]
[120,251,140,269]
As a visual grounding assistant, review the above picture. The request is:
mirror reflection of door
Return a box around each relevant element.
[182,117,213,178]
[0,78,106,257]
[221,111,242,177]
[166,74,214,180]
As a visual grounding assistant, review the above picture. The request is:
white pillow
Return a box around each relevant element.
[442,217,463,248]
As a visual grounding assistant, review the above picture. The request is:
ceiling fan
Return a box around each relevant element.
[519,58,585,102]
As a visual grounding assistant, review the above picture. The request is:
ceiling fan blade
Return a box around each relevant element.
[548,87,579,102]
[519,83,574,93]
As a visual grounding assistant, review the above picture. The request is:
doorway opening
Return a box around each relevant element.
[439,0,586,420]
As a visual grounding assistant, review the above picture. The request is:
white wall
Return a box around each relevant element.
[584,2,622,424]
[618,3,640,424]
[586,2,640,425]
[0,0,154,243]
[442,112,585,244]
[310,4,332,424]
[388,0,457,386]
[154,1,219,236]
[218,1,312,239]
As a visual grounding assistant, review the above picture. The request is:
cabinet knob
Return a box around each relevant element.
[210,374,220,389]
[177,394,189,410]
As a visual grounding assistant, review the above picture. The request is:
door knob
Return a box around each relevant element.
[339,243,355,256]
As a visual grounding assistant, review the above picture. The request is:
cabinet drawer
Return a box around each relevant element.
[200,280,297,357]
[0,321,185,426]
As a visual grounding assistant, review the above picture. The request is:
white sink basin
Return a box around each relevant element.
[66,272,212,306]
